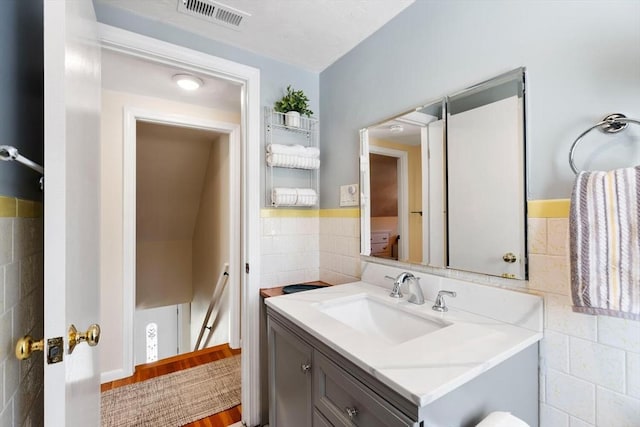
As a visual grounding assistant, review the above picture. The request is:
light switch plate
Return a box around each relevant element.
[340,184,359,207]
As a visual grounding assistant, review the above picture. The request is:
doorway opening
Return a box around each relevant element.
[123,111,241,360]
[133,121,238,364]
[368,146,409,261]
[98,25,262,425]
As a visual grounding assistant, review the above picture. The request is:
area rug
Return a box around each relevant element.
[101,355,241,427]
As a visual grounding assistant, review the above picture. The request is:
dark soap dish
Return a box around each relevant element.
[282,284,325,294]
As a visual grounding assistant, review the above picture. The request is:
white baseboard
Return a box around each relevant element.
[100,368,128,384]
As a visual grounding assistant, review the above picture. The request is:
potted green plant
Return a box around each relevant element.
[274,85,313,127]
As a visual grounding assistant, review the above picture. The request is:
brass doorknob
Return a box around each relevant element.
[15,335,44,360]
[68,324,101,354]
[502,252,517,263]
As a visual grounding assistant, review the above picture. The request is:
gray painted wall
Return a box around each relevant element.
[0,0,44,201]
[93,2,320,207]
[319,0,640,207]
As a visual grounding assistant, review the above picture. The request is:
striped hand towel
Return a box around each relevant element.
[570,165,640,320]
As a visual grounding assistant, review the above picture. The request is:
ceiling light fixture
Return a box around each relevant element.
[172,74,204,91]
[389,124,404,133]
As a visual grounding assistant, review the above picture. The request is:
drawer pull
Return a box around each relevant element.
[301,363,311,373]
[345,407,358,419]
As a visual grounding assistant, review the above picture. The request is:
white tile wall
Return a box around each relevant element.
[319,216,360,285]
[260,214,320,288]
[596,387,640,426]
[627,352,640,399]
[0,216,43,427]
[546,368,596,423]
[569,416,594,427]
[529,217,640,426]
[542,329,569,373]
[541,403,569,426]
[569,337,626,393]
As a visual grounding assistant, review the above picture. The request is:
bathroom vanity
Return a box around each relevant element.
[266,264,543,427]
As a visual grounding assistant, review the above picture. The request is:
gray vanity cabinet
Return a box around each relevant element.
[267,306,539,427]
[268,310,417,427]
[267,317,313,427]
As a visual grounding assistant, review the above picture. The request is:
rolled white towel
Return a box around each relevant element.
[266,144,319,159]
[266,153,320,170]
[295,188,318,206]
[271,187,297,206]
[302,146,320,158]
[476,412,529,427]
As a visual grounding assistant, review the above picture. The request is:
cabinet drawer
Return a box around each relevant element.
[370,232,390,244]
[314,351,414,427]
[371,242,390,255]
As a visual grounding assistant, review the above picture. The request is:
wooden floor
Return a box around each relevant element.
[101,344,242,427]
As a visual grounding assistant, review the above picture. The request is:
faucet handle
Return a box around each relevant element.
[386,275,403,298]
[432,290,456,312]
[437,290,456,297]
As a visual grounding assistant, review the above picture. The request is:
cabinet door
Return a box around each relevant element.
[268,317,313,427]
[314,351,415,427]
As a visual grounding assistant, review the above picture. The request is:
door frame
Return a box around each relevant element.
[368,145,409,260]
[121,108,241,373]
[98,24,262,425]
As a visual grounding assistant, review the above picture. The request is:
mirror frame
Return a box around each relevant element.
[360,67,528,280]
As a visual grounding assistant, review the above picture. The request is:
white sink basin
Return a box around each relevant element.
[317,294,449,345]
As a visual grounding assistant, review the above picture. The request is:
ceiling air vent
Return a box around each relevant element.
[177,0,250,30]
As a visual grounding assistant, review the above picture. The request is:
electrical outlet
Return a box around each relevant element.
[340,184,359,207]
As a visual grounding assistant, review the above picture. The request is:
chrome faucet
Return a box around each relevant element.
[385,272,425,305]
[432,290,456,312]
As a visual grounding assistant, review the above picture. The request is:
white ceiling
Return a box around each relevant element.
[96,0,415,72]
[102,49,241,110]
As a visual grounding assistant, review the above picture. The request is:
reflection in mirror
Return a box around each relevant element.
[361,99,446,265]
[447,70,526,278]
[360,68,527,280]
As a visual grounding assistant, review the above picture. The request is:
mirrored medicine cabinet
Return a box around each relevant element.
[360,67,528,279]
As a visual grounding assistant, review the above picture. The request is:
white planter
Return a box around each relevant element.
[285,111,301,127]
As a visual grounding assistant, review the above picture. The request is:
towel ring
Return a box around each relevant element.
[569,113,640,174]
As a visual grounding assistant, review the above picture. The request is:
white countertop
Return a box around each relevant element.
[265,280,543,408]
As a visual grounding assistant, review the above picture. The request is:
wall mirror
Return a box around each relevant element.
[360,68,528,279]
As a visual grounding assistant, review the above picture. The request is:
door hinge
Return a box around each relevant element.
[245,263,250,274]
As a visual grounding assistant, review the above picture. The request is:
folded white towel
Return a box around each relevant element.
[476,412,529,427]
[266,143,319,159]
[270,187,317,207]
[266,153,320,170]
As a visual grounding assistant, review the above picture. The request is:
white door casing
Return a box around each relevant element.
[425,120,446,268]
[121,108,241,379]
[98,25,262,425]
[43,1,101,425]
